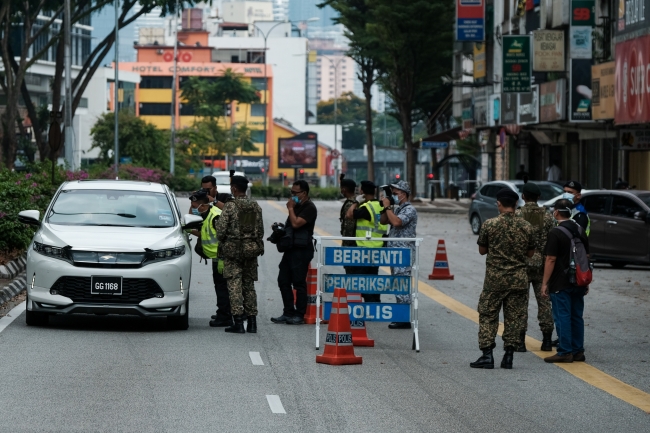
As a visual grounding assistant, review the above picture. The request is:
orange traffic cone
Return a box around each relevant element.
[347,293,374,347]
[428,239,455,280]
[316,288,363,365]
[304,266,325,324]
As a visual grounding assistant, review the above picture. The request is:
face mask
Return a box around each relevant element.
[561,192,575,201]
[191,208,200,215]
[292,196,301,204]
[392,195,400,204]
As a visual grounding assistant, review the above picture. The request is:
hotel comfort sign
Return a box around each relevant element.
[122,63,268,77]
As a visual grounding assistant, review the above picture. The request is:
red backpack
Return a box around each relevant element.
[557,225,593,287]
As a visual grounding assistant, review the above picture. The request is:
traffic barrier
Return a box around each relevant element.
[304,266,326,324]
[428,239,454,280]
[347,293,374,347]
[316,287,363,365]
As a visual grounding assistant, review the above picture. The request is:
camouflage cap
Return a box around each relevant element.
[390,180,411,194]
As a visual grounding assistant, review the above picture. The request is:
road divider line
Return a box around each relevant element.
[264,204,650,414]
[266,395,286,414]
[249,351,264,365]
[0,301,26,334]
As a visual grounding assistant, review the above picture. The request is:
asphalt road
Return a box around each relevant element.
[0,199,648,432]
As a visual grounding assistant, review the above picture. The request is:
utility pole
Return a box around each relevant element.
[64,0,74,170]
[169,0,180,175]
[114,0,119,177]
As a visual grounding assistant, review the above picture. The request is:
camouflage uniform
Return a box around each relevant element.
[476,213,535,349]
[215,196,264,317]
[340,198,358,274]
[515,202,556,333]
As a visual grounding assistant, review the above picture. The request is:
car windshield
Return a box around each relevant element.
[638,194,650,208]
[47,189,175,227]
[214,174,231,185]
[514,183,563,201]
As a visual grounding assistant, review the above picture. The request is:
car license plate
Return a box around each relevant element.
[91,276,123,295]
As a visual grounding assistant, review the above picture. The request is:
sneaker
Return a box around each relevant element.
[270,314,293,324]
[573,352,586,362]
[285,316,305,325]
[544,353,574,363]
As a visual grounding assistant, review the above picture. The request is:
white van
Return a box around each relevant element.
[212,171,252,199]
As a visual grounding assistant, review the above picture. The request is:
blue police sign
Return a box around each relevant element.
[323,274,410,295]
[421,141,448,149]
[324,247,411,267]
[323,302,411,322]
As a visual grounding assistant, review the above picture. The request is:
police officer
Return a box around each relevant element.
[189,190,232,327]
[339,177,358,273]
[515,181,555,352]
[471,188,535,370]
[215,175,265,334]
[346,180,387,302]
[562,180,589,236]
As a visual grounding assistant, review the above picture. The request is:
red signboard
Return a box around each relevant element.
[615,34,650,125]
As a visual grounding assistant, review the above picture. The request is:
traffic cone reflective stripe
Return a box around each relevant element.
[347,292,375,347]
[428,239,455,280]
[316,287,363,365]
[304,265,326,324]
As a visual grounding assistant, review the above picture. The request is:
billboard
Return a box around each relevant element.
[620,130,650,149]
[533,30,565,71]
[519,85,539,125]
[278,132,318,168]
[591,61,615,120]
[456,0,485,41]
[539,79,566,123]
[570,58,593,122]
[616,0,650,40]
[615,34,650,124]
[502,35,532,93]
[501,92,519,124]
[473,43,487,80]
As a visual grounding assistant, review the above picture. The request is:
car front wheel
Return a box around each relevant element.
[168,295,189,330]
[470,214,482,235]
[25,295,49,326]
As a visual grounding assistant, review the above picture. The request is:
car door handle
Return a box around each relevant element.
[606,220,617,225]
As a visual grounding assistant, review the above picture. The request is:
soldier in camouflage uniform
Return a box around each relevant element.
[515,181,556,352]
[339,177,358,271]
[470,188,535,370]
[215,175,264,334]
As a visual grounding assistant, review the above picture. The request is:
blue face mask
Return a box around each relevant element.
[392,194,400,204]
[191,208,200,215]
[292,196,301,204]
[561,192,575,202]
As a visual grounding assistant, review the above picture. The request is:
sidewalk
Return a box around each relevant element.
[411,198,471,215]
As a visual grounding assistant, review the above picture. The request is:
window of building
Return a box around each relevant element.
[139,103,171,115]
[140,76,173,89]
[251,130,266,143]
[251,77,267,90]
[179,103,195,116]
[250,104,266,117]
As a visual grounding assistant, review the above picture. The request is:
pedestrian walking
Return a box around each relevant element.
[379,180,417,329]
[271,180,318,325]
[542,198,590,363]
[471,188,535,369]
[215,175,264,334]
[515,181,556,351]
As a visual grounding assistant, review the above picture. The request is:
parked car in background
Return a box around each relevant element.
[468,180,563,234]
[544,190,650,268]
[212,170,252,199]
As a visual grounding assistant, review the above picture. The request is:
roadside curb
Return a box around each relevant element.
[0,254,27,280]
[0,272,26,304]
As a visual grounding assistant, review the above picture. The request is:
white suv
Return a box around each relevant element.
[19,180,202,329]
[212,171,252,199]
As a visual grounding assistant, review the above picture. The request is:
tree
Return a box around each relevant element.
[317,92,372,149]
[367,0,454,197]
[319,0,383,181]
[90,110,168,168]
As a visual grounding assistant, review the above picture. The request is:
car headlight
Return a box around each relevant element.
[33,242,70,261]
[145,246,185,263]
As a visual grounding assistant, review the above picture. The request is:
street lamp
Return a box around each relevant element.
[252,17,319,186]
[319,54,345,182]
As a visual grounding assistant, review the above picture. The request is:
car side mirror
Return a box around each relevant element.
[18,210,41,227]
[182,214,203,230]
[634,211,648,221]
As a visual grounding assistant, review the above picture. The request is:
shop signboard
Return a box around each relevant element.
[473,87,488,127]
[502,35,532,93]
[616,0,650,41]
[570,59,593,122]
[591,61,615,120]
[615,34,650,124]
[518,85,539,125]
[570,26,593,58]
[501,92,519,124]
[620,129,650,149]
[473,43,487,80]
[456,0,485,41]
[488,94,500,126]
[539,79,566,123]
[533,30,565,71]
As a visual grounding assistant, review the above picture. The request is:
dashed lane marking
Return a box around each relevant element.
[261,200,650,413]
[0,301,25,334]
[249,351,264,365]
[266,395,286,414]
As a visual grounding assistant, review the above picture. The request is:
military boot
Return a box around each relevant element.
[501,347,514,369]
[515,330,527,352]
[225,315,246,334]
[541,331,553,351]
[209,315,233,327]
[246,315,257,333]
[470,346,495,369]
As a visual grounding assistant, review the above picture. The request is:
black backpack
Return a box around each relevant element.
[557,224,593,287]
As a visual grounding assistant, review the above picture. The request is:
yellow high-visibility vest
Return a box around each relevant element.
[355,201,388,248]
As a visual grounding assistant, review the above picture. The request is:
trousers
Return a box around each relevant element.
[212,260,231,318]
[550,287,586,356]
[524,269,554,333]
[278,247,313,317]
[224,258,258,317]
[478,289,527,349]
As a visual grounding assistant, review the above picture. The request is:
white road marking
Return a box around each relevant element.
[0,301,26,334]
[249,351,264,365]
[266,395,286,414]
